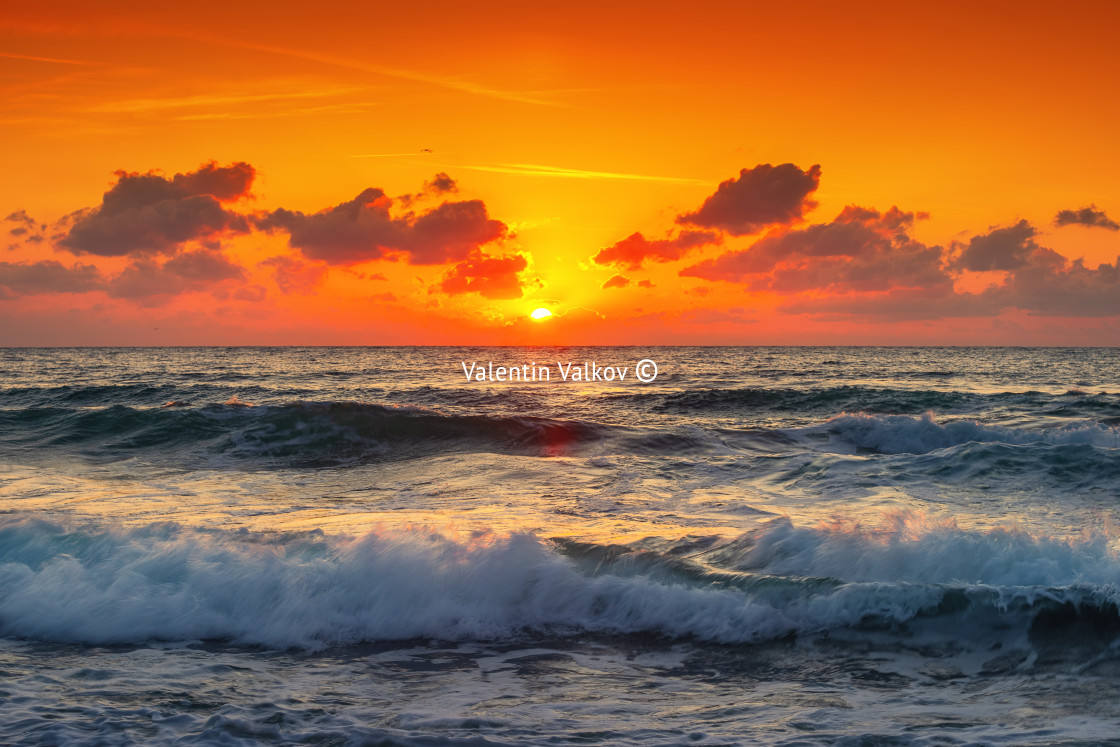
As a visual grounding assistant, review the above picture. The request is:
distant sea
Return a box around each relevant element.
[3,346,1120,745]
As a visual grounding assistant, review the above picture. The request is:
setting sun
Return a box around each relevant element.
[530,308,553,320]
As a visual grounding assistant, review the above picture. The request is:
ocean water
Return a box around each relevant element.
[2,346,1120,745]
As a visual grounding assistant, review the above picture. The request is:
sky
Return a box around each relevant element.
[2,0,1119,345]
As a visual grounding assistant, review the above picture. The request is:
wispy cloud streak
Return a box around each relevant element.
[185,36,567,107]
[0,50,103,66]
[458,163,704,183]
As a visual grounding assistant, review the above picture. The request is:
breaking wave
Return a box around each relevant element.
[1,515,1117,651]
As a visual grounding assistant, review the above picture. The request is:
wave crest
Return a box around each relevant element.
[819,412,1120,454]
[1,516,1118,650]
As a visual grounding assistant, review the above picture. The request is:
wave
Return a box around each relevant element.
[710,510,1120,586]
[0,515,1117,651]
[0,382,328,410]
[10,381,1120,422]
[627,386,1120,419]
[3,400,1120,467]
[816,412,1120,454]
[0,402,618,465]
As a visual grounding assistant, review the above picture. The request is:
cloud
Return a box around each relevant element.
[0,51,104,66]
[0,249,247,303]
[637,279,654,288]
[108,249,246,300]
[782,219,1120,320]
[1054,204,1120,231]
[784,258,1120,321]
[0,260,104,294]
[439,253,528,299]
[164,248,247,282]
[59,162,254,256]
[676,163,821,235]
[5,209,38,236]
[457,163,703,183]
[5,209,46,247]
[601,274,631,289]
[950,219,1063,272]
[256,188,508,265]
[984,253,1120,317]
[260,255,328,294]
[399,173,461,208]
[681,205,950,294]
[83,87,364,115]
[424,172,458,195]
[193,37,567,107]
[593,230,720,269]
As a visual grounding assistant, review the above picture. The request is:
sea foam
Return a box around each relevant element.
[1,515,1116,650]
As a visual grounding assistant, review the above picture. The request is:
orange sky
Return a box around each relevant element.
[2,0,1119,345]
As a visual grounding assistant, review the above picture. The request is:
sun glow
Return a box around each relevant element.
[530,308,553,320]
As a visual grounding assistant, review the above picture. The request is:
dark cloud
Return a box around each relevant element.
[984,254,1120,316]
[254,188,393,264]
[1054,204,1120,231]
[951,220,1064,272]
[681,205,951,294]
[257,188,508,265]
[439,253,527,299]
[783,259,1120,321]
[167,162,255,201]
[593,230,720,269]
[0,250,246,302]
[5,210,35,228]
[602,274,631,289]
[5,209,40,238]
[5,209,46,246]
[424,172,458,194]
[676,163,821,236]
[406,201,509,264]
[781,219,1120,320]
[0,260,104,294]
[59,162,255,257]
[637,279,654,288]
[108,249,246,300]
[399,173,461,207]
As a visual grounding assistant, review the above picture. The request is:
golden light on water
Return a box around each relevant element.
[530,308,553,320]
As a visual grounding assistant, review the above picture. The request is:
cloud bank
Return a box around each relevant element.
[59,162,254,256]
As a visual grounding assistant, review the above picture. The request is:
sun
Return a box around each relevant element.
[530,307,553,321]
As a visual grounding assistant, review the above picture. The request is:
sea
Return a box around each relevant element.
[2,346,1120,746]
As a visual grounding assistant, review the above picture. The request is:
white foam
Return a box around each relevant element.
[0,517,944,649]
[726,510,1120,587]
[1,515,1116,650]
